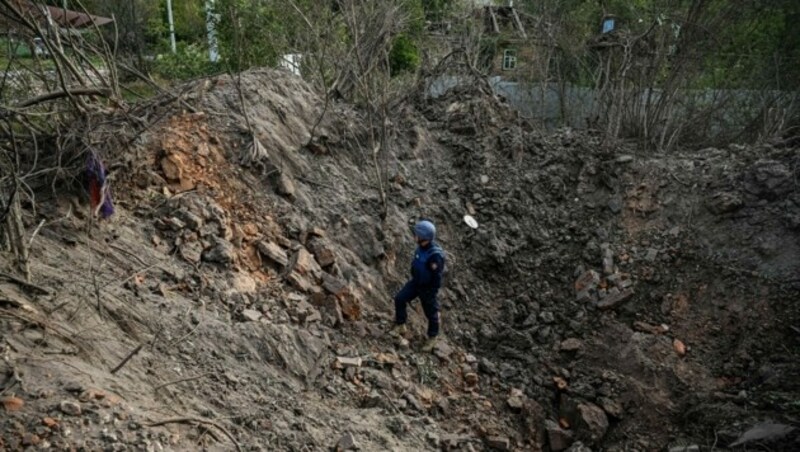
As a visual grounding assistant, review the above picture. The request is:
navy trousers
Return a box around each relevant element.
[394,281,440,337]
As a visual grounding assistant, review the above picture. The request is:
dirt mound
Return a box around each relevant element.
[2,68,799,451]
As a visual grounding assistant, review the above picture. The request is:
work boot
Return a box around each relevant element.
[422,336,439,353]
[389,323,407,337]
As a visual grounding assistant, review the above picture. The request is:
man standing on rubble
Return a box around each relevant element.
[391,220,446,352]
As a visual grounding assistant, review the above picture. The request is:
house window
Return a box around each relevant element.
[502,49,517,70]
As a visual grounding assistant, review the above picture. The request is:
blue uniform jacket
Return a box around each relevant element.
[411,242,445,290]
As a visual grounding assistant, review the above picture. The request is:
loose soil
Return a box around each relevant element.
[1,69,798,451]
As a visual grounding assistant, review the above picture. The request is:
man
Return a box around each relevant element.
[391,220,446,352]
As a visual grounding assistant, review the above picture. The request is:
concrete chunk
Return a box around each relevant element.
[335,357,362,368]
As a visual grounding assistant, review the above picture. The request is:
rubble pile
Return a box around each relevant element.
[1,69,798,451]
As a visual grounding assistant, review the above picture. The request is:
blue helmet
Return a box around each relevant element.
[414,220,436,241]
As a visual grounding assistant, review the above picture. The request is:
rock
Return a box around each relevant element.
[22,433,41,447]
[744,160,793,200]
[321,274,349,297]
[59,400,82,416]
[464,372,479,386]
[335,357,362,368]
[673,338,687,357]
[285,271,315,293]
[486,435,511,451]
[179,241,203,264]
[404,393,426,412]
[599,397,623,419]
[729,423,796,447]
[361,390,383,408]
[336,432,357,451]
[306,309,322,323]
[319,296,344,327]
[644,248,658,262]
[441,433,470,448]
[338,292,362,320]
[669,445,700,452]
[595,288,634,310]
[560,338,583,352]
[633,321,668,335]
[202,237,236,265]
[257,241,288,267]
[576,403,608,443]
[2,396,24,412]
[576,289,596,303]
[436,397,451,415]
[294,300,321,323]
[546,419,575,451]
[539,311,555,324]
[607,198,622,213]
[479,358,497,375]
[574,270,600,292]
[160,153,185,182]
[241,309,262,322]
[232,273,257,293]
[42,417,59,428]
[307,237,336,267]
[293,248,323,279]
[708,191,743,214]
[174,210,203,230]
[276,173,296,198]
[433,341,454,360]
[566,441,593,452]
[507,388,525,411]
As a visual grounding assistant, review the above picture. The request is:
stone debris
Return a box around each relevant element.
[596,288,634,310]
[276,173,296,198]
[574,270,600,292]
[202,236,237,266]
[546,419,575,451]
[560,338,583,352]
[307,237,336,267]
[257,241,289,267]
[241,309,263,322]
[2,68,796,452]
[729,423,795,447]
[673,338,687,357]
[1,396,24,412]
[507,388,525,411]
[486,435,511,451]
[292,247,323,279]
[59,401,82,416]
[669,445,700,452]
[633,321,668,335]
[403,393,425,412]
[334,357,362,368]
[336,432,357,451]
[576,403,609,443]
[599,397,624,419]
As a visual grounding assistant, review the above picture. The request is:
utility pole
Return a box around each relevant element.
[166,0,177,53]
[206,0,219,62]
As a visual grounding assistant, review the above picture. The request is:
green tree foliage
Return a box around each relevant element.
[389,34,420,75]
